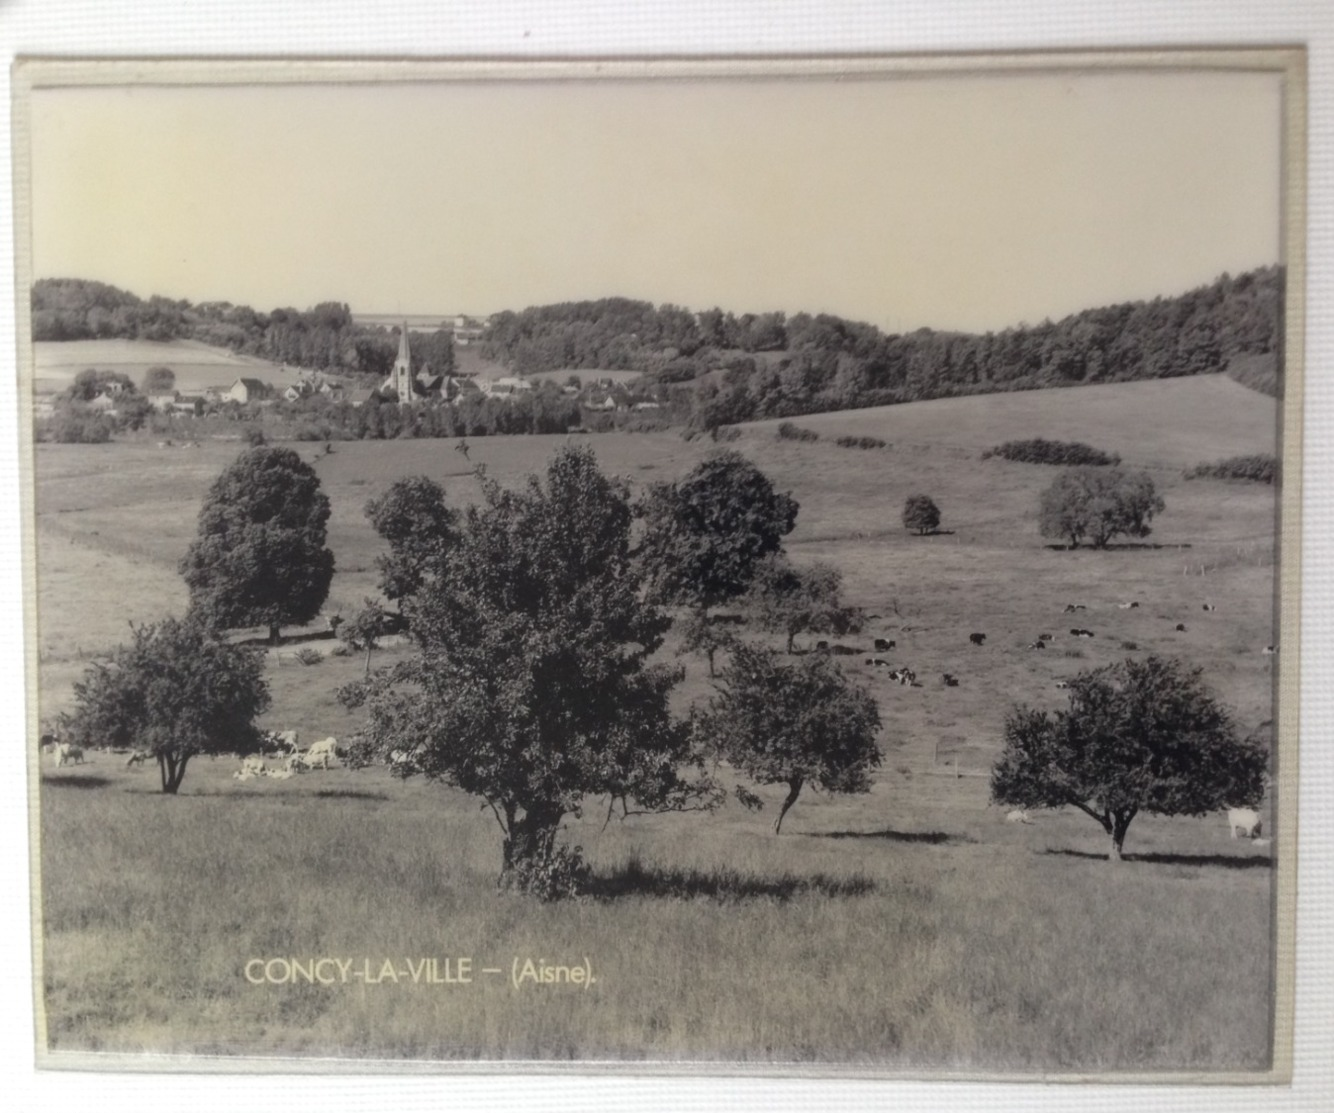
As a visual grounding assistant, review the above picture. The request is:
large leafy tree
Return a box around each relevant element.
[700,642,882,833]
[1039,467,1165,549]
[364,475,458,608]
[991,656,1267,860]
[638,450,798,613]
[343,446,718,894]
[743,555,863,654]
[62,617,270,793]
[181,447,335,644]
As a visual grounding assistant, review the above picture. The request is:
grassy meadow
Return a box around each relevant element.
[31,370,1282,1068]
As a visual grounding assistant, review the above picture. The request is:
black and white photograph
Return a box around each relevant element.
[7,35,1318,1097]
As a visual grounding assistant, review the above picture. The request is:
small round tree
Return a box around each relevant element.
[142,365,176,394]
[180,446,335,644]
[991,655,1267,860]
[62,617,270,793]
[701,641,882,833]
[1039,467,1164,549]
[364,475,458,608]
[902,494,942,535]
[743,555,863,653]
[637,450,799,614]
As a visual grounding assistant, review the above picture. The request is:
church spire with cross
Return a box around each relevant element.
[391,321,414,404]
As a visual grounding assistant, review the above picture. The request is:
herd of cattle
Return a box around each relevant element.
[36,593,1273,844]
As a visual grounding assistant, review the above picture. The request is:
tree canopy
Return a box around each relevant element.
[991,656,1267,860]
[62,617,270,793]
[364,475,458,607]
[180,447,335,644]
[638,450,798,613]
[1039,468,1165,549]
[700,642,882,833]
[343,445,718,896]
[743,556,862,653]
[901,494,942,535]
[142,365,176,394]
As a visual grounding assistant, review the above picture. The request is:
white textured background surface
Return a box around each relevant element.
[0,3,1329,1111]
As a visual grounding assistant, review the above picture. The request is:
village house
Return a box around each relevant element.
[224,377,271,404]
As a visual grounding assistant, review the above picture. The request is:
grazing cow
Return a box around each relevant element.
[869,658,890,668]
[873,638,895,652]
[1005,809,1034,824]
[54,742,85,767]
[1037,633,1053,642]
[284,753,308,774]
[125,750,149,768]
[1070,628,1094,638]
[240,755,268,778]
[1262,645,1277,656]
[1202,603,1216,612]
[1055,680,1070,689]
[1117,601,1139,610]
[267,769,295,781]
[1027,641,1045,650]
[265,729,300,754]
[969,632,986,646]
[1227,808,1262,839]
[941,673,959,687]
[306,736,339,770]
[1175,623,1188,632]
[1063,603,1087,613]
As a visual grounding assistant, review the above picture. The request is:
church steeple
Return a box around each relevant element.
[392,321,414,404]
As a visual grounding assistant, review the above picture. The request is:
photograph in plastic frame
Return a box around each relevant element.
[15,51,1302,1077]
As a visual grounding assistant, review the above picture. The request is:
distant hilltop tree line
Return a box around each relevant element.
[31,279,454,382]
[476,268,1281,426]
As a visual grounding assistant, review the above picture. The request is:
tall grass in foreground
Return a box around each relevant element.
[39,764,1272,1068]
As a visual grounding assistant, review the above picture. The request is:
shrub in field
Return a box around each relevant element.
[699,641,882,833]
[181,447,335,645]
[62,616,270,793]
[991,656,1267,860]
[42,408,114,444]
[638,450,798,613]
[293,646,323,666]
[834,435,887,450]
[343,446,719,895]
[336,598,395,678]
[983,438,1121,466]
[902,494,942,536]
[776,422,819,443]
[1039,467,1164,549]
[1184,454,1278,484]
[742,555,863,654]
[712,425,741,443]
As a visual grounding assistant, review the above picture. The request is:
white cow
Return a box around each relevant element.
[283,753,309,774]
[1005,809,1034,825]
[54,742,85,767]
[1227,807,1263,839]
[240,755,268,778]
[125,750,149,768]
[265,729,300,754]
[306,737,339,770]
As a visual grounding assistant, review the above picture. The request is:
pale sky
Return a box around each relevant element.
[26,68,1283,334]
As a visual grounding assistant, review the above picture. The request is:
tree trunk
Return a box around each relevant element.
[774,777,803,834]
[1107,810,1134,862]
[786,630,796,654]
[268,623,281,646]
[364,644,373,678]
[500,803,564,886]
[706,645,716,678]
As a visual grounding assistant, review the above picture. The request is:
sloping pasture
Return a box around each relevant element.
[32,373,1282,1065]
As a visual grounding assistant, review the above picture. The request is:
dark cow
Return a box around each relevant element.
[873,638,895,652]
[1175,623,1188,632]
[1027,641,1045,650]
[1037,633,1053,641]
[1070,628,1094,638]
[1202,603,1216,612]
[941,673,959,687]
[1063,603,1087,613]
[969,632,986,646]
